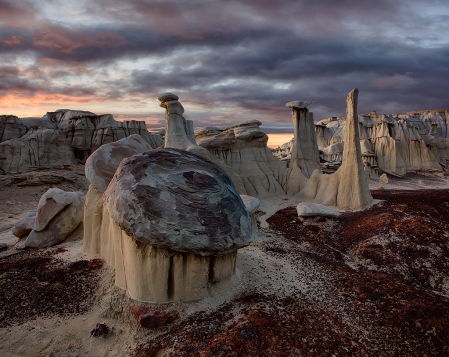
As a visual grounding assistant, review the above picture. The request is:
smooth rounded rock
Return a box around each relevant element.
[104,148,252,256]
[85,134,152,192]
[12,210,36,238]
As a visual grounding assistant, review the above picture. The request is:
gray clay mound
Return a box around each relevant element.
[104,148,252,256]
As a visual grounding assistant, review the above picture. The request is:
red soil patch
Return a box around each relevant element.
[0,248,104,327]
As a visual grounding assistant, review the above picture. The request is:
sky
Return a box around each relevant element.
[1,0,448,148]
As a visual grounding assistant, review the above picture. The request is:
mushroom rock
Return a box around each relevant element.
[85,134,152,192]
[285,100,321,195]
[83,148,252,302]
[301,89,374,210]
[196,120,288,198]
[158,93,247,195]
[12,210,37,238]
[24,188,85,248]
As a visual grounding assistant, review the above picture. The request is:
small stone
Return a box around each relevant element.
[158,93,179,103]
[90,323,109,338]
[130,306,179,329]
[379,173,388,184]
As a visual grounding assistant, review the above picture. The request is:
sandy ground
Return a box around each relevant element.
[1,168,449,356]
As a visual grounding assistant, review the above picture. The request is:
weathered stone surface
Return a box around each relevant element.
[24,188,85,248]
[12,211,36,238]
[85,134,152,192]
[0,243,7,251]
[130,307,179,328]
[104,148,251,256]
[296,202,338,219]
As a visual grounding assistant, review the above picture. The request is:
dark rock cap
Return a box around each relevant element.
[104,148,252,256]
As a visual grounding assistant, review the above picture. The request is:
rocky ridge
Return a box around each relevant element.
[0,110,163,173]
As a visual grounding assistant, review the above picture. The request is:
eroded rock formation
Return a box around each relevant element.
[84,148,252,302]
[0,110,163,173]
[316,110,449,176]
[301,89,374,210]
[196,120,288,198]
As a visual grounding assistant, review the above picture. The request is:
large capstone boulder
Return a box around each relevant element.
[104,148,252,256]
[85,134,153,192]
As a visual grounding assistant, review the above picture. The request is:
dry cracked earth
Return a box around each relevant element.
[1,182,449,356]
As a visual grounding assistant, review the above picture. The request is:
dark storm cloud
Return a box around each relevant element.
[1,0,448,124]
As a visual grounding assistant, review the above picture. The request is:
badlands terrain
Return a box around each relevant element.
[1,93,449,356]
[1,168,449,356]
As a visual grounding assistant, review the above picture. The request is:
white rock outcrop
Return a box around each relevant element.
[0,110,163,173]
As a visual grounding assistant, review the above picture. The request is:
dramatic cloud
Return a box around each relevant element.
[0,0,448,142]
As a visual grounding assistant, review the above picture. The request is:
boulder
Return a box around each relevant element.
[85,134,152,192]
[12,211,37,238]
[296,202,338,220]
[379,173,389,184]
[33,188,82,231]
[24,188,85,248]
[104,148,251,256]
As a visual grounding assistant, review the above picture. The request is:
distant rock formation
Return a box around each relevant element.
[196,120,288,198]
[84,148,252,302]
[0,110,163,173]
[285,100,320,195]
[315,109,449,176]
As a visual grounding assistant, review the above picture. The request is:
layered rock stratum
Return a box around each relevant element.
[0,110,163,173]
